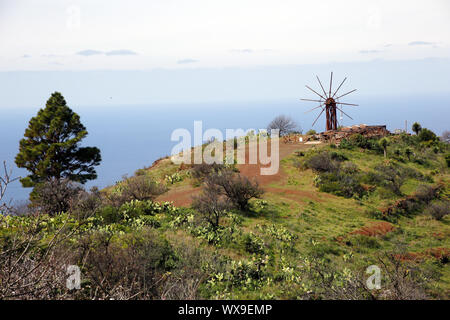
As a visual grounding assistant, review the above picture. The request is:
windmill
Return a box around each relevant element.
[301,72,358,131]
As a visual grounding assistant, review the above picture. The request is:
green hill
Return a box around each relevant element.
[1,131,448,300]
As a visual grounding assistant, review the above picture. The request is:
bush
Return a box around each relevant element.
[425,201,449,220]
[69,187,102,219]
[418,128,437,142]
[306,129,316,135]
[371,163,405,196]
[206,170,264,211]
[107,176,167,207]
[242,232,265,255]
[191,163,226,181]
[305,152,340,173]
[339,134,383,153]
[75,229,178,299]
[414,185,438,202]
[30,178,83,215]
[192,185,232,230]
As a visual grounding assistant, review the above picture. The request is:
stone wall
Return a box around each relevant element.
[312,124,389,144]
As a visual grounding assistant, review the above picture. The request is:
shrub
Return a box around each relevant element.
[206,170,264,211]
[30,178,83,215]
[191,163,225,181]
[425,201,449,220]
[242,232,265,255]
[349,134,369,149]
[414,185,438,202]
[165,172,183,184]
[192,185,232,230]
[418,128,437,142]
[75,229,178,299]
[69,187,103,219]
[305,152,340,173]
[372,163,405,195]
[306,129,316,135]
[107,176,167,206]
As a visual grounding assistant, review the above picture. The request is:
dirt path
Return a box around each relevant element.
[157,140,318,207]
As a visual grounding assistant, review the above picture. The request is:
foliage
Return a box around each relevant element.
[192,184,232,230]
[205,169,264,211]
[191,163,226,182]
[339,134,383,153]
[107,175,167,206]
[425,201,449,221]
[15,92,101,188]
[30,178,83,215]
[165,172,183,184]
[418,128,437,142]
[412,122,422,135]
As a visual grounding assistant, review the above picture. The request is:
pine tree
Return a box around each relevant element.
[412,122,422,135]
[15,92,101,187]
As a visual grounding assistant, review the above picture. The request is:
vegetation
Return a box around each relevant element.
[15,92,101,198]
[267,115,300,136]
[1,113,449,300]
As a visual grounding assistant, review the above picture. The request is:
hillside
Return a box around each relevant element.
[1,131,449,300]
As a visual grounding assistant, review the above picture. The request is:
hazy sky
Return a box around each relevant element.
[1,0,449,70]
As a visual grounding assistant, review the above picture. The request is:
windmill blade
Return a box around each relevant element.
[336,102,358,106]
[332,77,347,98]
[316,76,328,98]
[336,89,357,100]
[300,98,323,103]
[336,106,353,120]
[329,72,333,97]
[304,104,324,114]
[305,85,327,100]
[312,108,325,127]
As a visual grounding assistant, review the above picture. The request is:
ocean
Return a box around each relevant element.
[1,93,449,203]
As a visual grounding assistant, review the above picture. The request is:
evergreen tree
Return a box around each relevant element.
[412,122,422,135]
[15,92,101,187]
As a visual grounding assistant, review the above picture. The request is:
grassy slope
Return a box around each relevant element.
[139,138,449,299]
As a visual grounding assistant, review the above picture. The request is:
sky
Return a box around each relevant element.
[1,0,450,71]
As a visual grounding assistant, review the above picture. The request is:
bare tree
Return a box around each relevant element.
[192,184,232,230]
[267,115,300,137]
[441,130,450,143]
[0,161,19,215]
[0,213,76,299]
[205,169,264,211]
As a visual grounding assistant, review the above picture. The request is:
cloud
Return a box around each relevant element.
[77,49,103,56]
[408,41,435,46]
[41,54,64,58]
[231,49,253,53]
[177,58,198,64]
[359,49,381,54]
[105,49,137,56]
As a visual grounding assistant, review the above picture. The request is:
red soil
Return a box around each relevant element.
[395,247,450,262]
[157,139,319,207]
[350,221,395,237]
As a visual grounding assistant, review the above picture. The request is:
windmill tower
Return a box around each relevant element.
[301,72,358,131]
